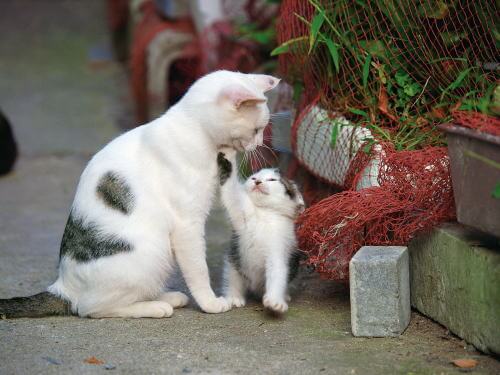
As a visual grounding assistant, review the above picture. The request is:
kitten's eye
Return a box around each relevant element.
[254,128,259,135]
[251,177,256,180]
[268,178,277,181]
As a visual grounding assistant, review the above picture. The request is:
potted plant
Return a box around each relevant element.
[439,110,500,238]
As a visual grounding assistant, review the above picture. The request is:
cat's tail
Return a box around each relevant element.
[0,292,73,319]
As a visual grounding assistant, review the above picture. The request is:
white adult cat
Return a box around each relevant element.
[217,150,305,313]
[0,70,279,319]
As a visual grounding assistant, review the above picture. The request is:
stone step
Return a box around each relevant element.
[409,223,500,355]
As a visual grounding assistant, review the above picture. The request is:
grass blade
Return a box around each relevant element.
[270,36,308,56]
[330,122,340,148]
[309,12,325,54]
[348,108,369,118]
[325,38,340,73]
[362,54,372,88]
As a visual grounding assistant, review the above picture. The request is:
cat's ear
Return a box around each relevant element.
[220,85,267,109]
[249,74,281,93]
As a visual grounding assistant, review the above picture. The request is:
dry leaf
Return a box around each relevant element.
[378,86,397,121]
[451,358,478,368]
[431,107,446,119]
[84,356,104,365]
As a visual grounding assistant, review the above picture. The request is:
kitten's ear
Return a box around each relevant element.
[249,74,281,93]
[220,85,267,109]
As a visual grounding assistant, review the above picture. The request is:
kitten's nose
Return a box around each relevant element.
[255,180,262,185]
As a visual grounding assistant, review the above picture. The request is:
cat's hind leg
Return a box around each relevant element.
[158,292,189,308]
[89,301,173,318]
[223,261,246,308]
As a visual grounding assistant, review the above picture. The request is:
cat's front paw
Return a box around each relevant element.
[263,294,288,314]
[225,295,246,308]
[199,296,232,314]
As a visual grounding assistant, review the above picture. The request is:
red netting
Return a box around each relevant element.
[452,110,500,136]
[277,0,498,122]
[296,145,455,281]
[273,0,495,281]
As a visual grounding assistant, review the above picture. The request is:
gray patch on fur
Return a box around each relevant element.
[60,211,133,262]
[280,177,297,200]
[217,152,232,186]
[0,292,72,319]
[96,171,134,214]
[288,249,307,282]
[227,231,241,270]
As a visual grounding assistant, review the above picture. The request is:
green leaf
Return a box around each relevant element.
[251,30,275,45]
[492,182,500,199]
[325,38,340,73]
[270,36,308,56]
[448,68,472,91]
[395,71,411,87]
[362,54,372,88]
[404,82,422,97]
[270,44,289,56]
[348,108,369,118]
[309,12,325,54]
[330,122,340,148]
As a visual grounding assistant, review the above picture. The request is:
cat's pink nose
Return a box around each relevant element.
[255,180,262,185]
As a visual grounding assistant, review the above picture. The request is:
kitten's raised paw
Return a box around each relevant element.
[263,294,288,314]
[200,296,232,314]
[225,296,246,308]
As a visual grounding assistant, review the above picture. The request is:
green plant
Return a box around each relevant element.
[271,0,499,151]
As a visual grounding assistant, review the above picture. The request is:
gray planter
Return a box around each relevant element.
[439,124,500,238]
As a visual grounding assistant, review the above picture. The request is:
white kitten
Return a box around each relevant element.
[0,71,280,319]
[217,150,305,313]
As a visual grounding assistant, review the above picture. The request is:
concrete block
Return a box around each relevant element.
[350,246,410,337]
[410,223,500,355]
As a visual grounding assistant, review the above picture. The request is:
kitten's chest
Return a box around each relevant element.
[239,229,269,274]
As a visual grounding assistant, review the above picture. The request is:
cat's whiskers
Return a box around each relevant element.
[260,142,279,161]
[254,148,266,171]
[239,151,249,178]
[250,149,262,172]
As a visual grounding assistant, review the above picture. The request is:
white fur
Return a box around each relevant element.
[220,150,304,313]
[48,71,279,318]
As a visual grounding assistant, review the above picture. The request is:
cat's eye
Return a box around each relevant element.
[268,178,277,181]
[251,177,256,180]
[254,128,259,135]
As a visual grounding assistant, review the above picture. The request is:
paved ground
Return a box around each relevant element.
[1,1,499,374]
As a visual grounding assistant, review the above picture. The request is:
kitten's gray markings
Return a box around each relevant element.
[227,231,241,270]
[60,211,133,262]
[280,176,297,200]
[217,152,232,185]
[96,171,134,214]
[288,250,306,282]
